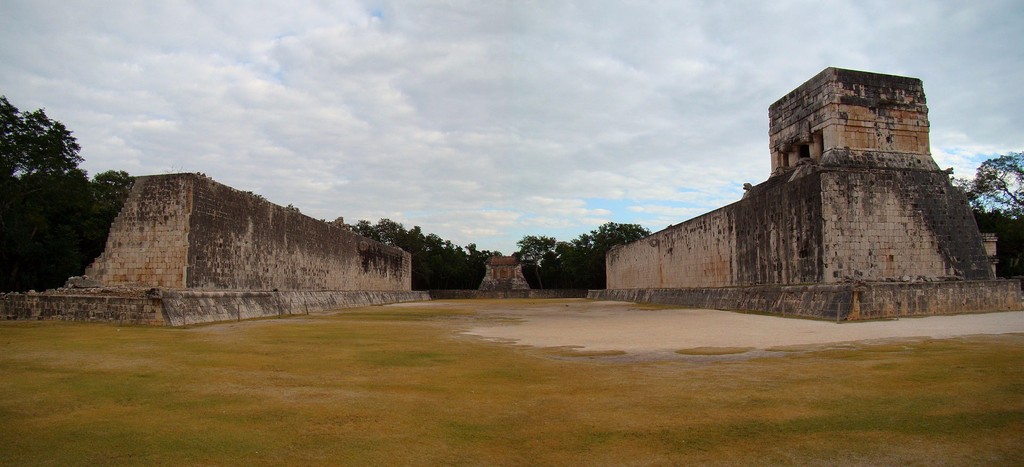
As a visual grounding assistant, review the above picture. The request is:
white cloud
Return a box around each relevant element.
[1,0,1022,253]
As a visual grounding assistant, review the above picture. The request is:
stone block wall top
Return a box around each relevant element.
[768,67,933,172]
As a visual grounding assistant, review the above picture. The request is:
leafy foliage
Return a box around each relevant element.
[973,210,1024,277]
[958,152,1024,277]
[353,219,502,290]
[0,96,82,178]
[353,219,649,290]
[0,96,133,292]
[515,235,557,288]
[958,152,1024,216]
[510,224,652,289]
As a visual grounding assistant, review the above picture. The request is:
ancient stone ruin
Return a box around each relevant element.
[1,173,427,325]
[85,173,410,291]
[478,256,531,291]
[591,67,1020,319]
[3,67,1019,325]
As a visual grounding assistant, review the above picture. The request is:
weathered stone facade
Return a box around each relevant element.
[769,68,933,172]
[0,293,164,325]
[590,281,1020,321]
[1,290,430,326]
[603,68,1020,318]
[85,173,411,291]
[478,256,531,291]
[0,173,423,326]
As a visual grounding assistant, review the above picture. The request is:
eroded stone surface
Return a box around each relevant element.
[607,68,994,289]
[604,67,1018,318]
[84,173,411,291]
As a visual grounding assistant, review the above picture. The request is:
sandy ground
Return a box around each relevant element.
[388,299,1024,357]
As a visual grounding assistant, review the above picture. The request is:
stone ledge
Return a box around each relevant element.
[589,280,1022,321]
[0,294,164,325]
[1,290,430,326]
[429,290,588,300]
[161,290,430,326]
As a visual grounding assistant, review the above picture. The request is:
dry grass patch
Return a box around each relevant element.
[1,304,1022,465]
[543,346,629,358]
[676,346,755,356]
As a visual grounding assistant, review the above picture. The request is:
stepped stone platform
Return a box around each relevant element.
[1,289,428,326]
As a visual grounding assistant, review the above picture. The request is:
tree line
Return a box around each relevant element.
[2,94,1021,292]
[1,96,133,292]
[352,219,650,290]
[955,152,1024,278]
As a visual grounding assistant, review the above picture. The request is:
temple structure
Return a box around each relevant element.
[478,256,531,291]
[593,68,1020,319]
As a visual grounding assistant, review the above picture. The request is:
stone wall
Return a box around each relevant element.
[769,67,933,172]
[429,289,588,300]
[607,165,990,289]
[85,173,411,291]
[819,169,991,281]
[851,280,1021,319]
[607,68,994,291]
[84,176,192,288]
[606,169,822,288]
[1,290,430,326]
[589,280,1020,321]
[160,290,429,326]
[0,294,165,325]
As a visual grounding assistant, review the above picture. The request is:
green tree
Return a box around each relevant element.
[0,96,82,180]
[973,211,1024,277]
[516,235,557,288]
[519,223,650,290]
[960,152,1023,216]
[0,96,133,292]
[957,152,1024,278]
[353,218,499,289]
[351,218,648,290]
[352,218,409,248]
[573,222,651,289]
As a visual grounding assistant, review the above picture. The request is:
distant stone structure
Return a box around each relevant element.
[981,233,999,276]
[593,68,1020,319]
[478,256,530,291]
[2,173,426,325]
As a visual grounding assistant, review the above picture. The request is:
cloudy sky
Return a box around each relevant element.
[2,1,1022,253]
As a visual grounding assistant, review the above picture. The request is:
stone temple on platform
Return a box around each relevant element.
[478,256,531,291]
[592,67,1020,320]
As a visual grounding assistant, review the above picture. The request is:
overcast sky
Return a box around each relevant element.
[2,1,1022,253]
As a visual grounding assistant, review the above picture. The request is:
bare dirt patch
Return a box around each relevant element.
[444,299,1024,361]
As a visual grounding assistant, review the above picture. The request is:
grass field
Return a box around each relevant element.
[1,301,1022,465]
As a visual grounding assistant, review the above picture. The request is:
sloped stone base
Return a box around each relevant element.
[429,289,588,300]
[589,280,1021,321]
[0,293,165,325]
[1,290,430,326]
